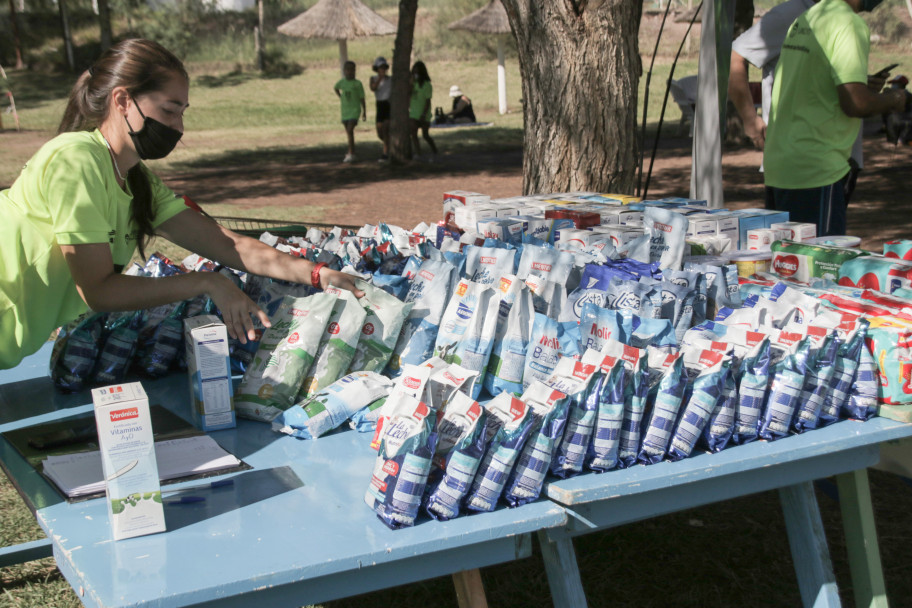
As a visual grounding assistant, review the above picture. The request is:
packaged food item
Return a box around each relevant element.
[758,332,811,440]
[364,392,437,529]
[300,287,367,399]
[275,371,392,440]
[769,221,816,242]
[465,392,534,513]
[463,245,517,287]
[425,392,487,521]
[725,250,772,278]
[50,313,106,393]
[793,329,839,432]
[846,343,878,421]
[808,235,861,248]
[347,280,413,374]
[668,348,730,460]
[136,303,185,378]
[771,240,864,283]
[884,239,912,261]
[516,244,575,286]
[746,228,781,251]
[448,287,500,399]
[600,339,648,468]
[624,207,689,270]
[638,350,686,464]
[485,284,534,397]
[235,293,335,422]
[537,358,598,478]
[819,324,866,425]
[184,315,235,431]
[582,349,627,472]
[92,312,142,385]
[703,371,738,453]
[504,382,569,506]
[579,303,624,352]
[523,313,582,389]
[424,363,479,411]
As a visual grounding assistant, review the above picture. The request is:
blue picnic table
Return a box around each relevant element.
[0,342,909,607]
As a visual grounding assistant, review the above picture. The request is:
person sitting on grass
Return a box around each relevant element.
[334,60,366,163]
[409,61,438,162]
[445,85,476,124]
[0,38,362,370]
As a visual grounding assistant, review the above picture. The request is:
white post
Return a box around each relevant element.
[497,37,507,115]
[338,39,348,76]
[690,0,724,208]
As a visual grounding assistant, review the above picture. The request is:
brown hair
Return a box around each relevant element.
[58,38,188,260]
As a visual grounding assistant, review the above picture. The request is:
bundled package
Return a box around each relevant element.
[465,392,535,513]
[770,240,864,284]
[638,350,687,464]
[364,391,437,529]
[299,287,367,399]
[866,316,912,407]
[623,206,689,270]
[425,392,487,521]
[548,356,602,478]
[668,347,730,460]
[50,313,106,392]
[599,339,649,468]
[837,255,912,294]
[91,312,142,385]
[234,293,335,422]
[274,371,392,440]
[346,280,413,374]
[504,381,570,507]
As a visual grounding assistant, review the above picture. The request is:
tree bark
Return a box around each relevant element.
[97,0,113,51]
[389,0,418,163]
[501,0,643,196]
[7,0,24,69]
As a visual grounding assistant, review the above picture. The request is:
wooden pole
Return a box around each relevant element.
[338,39,348,76]
[58,0,75,72]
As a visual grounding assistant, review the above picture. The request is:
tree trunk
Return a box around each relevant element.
[256,0,265,72]
[98,0,113,51]
[501,0,643,196]
[59,0,75,72]
[389,0,418,163]
[7,0,24,69]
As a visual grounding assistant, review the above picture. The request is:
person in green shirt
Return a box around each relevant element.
[409,61,438,161]
[0,38,362,370]
[334,61,367,163]
[763,0,906,236]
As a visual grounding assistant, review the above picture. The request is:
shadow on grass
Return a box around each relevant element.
[165,126,525,202]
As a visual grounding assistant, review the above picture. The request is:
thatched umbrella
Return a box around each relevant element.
[448,0,512,115]
[277,0,396,75]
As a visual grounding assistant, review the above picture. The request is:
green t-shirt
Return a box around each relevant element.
[764,0,868,189]
[335,78,365,121]
[409,80,433,121]
[0,129,187,369]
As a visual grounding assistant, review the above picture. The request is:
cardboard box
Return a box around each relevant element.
[770,221,816,242]
[477,218,524,245]
[92,382,165,541]
[184,315,235,432]
[443,191,491,226]
[453,205,497,231]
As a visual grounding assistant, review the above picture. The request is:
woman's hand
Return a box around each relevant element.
[318,267,365,297]
[203,272,270,343]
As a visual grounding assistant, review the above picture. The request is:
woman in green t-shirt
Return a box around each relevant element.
[408,61,438,161]
[0,39,362,370]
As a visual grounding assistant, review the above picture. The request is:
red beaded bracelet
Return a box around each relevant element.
[311,262,328,289]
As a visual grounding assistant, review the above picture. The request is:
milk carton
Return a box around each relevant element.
[770,221,816,242]
[92,382,165,541]
[184,315,235,431]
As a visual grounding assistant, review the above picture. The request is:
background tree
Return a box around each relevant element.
[7,0,24,69]
[500,0,643,195]
[389,0,419,163]
[98,0,113,51]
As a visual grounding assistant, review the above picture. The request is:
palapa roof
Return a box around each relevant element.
[277,0,396,40]
[447,0,511,35]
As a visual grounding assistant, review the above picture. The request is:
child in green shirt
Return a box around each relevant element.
[334,61,367,163]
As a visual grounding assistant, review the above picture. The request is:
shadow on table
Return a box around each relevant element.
[162,466,303,532]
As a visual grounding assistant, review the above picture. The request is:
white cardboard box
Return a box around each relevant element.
[184,315,235,432]
[770,221,817,242]
[92,382,165,541]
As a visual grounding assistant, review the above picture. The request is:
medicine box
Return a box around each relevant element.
[92,382,165,541]
[770,221,816,242]
[453,205,497,231]
[184,315,235,432]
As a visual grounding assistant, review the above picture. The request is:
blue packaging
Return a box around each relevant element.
[845,340,878,421]
[583,347,628,472]
[702,371,737,453]
[793,331,839,432]
[669,348,730,461]
[545,358,600,478]
[759,333,811,441]
[819,323,866,426]
[523,313,582,389]
[579,303,625,352]
[638,351,686,464]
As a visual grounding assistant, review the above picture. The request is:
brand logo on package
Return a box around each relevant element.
[290,308,310,317]
[531,262,552,272]
[481,256,497,265]
[362,322,375,336]
[110,407,139,422]
[403,377,421,390]
[773,254,799,277]
[327,322,340,335]
[419,270,435,282]
[654,221,673,233]
[456,302,474,320]
[382,460,399,476]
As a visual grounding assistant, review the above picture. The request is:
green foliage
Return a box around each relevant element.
[121,0,219,59]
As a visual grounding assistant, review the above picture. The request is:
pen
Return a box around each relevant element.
[165,496,206,505]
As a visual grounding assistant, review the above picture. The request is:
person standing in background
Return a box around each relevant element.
[369,56,391,163]
[763,0,905,236]
[409,61,438,161]
[334,60,366,163]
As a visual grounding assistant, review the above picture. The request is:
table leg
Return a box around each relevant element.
[537,530,588,608]
[835,469,889,608]
[0,537,52,568]
[779,482,841,607]
[452,568,489,608]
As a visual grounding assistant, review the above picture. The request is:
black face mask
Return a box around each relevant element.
[124,98,182,160]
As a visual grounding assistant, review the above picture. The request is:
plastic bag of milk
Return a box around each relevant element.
[464,245,516,288]
[386,259,455,376]
[235,293,335,422]
[523,313,582,389]
[516,245,575,286]
[758,332,810,441]
[300,287,367,399]
[547,357,600,479]
[668,347,730,460]
[581,349,627,472]
[465,392,535,513]
[364,391,437,529]
[624,207,689,270]
[638,350,686,464]
[485,284,534,397]
[347,280,414,374]
[274,371,392,439]
[504,382,569,507]
[424,363,480,411]
[434,279,488,361]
